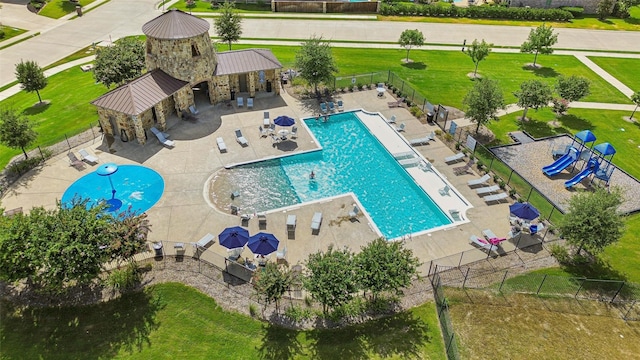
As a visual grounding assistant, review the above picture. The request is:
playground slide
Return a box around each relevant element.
[542,148,578,176]
[565,159,599,188]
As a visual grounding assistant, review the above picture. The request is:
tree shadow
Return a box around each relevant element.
[522,65,559,78]
[0,289,163,359]
[401,62,427,70]
[257,315,306,359]
[558,114,594,131]
[519,117,556,138]
[22,102,51,115]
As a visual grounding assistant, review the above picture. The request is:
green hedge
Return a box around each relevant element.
[380,3,574,21]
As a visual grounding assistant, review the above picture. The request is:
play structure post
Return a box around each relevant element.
[536,275,548,295]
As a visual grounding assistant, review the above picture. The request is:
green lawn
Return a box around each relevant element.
[38,0,97,19]
[170,0,271,13]
[0,282,445,359]
[0,26,27,42]
[588,56,640,92]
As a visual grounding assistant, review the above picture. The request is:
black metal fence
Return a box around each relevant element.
[431,273,460,360]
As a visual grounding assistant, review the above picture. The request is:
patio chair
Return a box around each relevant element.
[320,102,328,114]
[287,215,297,231]
[235,129,248,146]
[259,126,268,137]
[449,209,463,221]
[258,212,267,228]
[311,212,323,234]
[189,105,199,115]
[337,100,344,112]
[376,83,385,97]
[444,152,465,164]
[67,152,86,170]
[388,97,405,108]
[328,101,336,112]
[216,137,227,152]
[247,98,254,109]
[453,159,475,175]
[348,205,359,219]
[467,174,491,187]
[291,126,298,139]
[483,192,508,204]
[276,247,287,263]
[420,161,434,172]
[482,229,498,240]
[395,123,406,132]
[263,111,270,127]
[476,185,500,195]
[269,123,276,133]
[387,115,397,124]
[410,136,431,146]
[150,127,175,148]
[438,185,451,196]
[469,235,499,255]
[237,97,244,107]
[78,148,98,165]
[270,133,281,145]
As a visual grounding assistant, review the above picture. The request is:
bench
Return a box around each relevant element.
[195,233,215,250]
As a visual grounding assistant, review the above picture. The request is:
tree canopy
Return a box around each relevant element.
[213,1,242,51]
[0,108,37,159]
[514,79,553,120]
[520,24,558,67]
[304,246,357,314]
[254,263,292,312]
[294,36,338,95]
[93,37,145,88]
[465,39,492,77]
[462,78,505,133]
[15,60,47,104]
[398,29,425,63]
[558,188,625,255]
[555,75,591,102]
[630,91,640,120]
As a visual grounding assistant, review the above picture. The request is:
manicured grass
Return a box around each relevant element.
[588,56,640,92]
[0,282,446,359]
[0,26,27,42]
[170,0,271,13]
[38,0,97,19]
[45,45,96,70]
[0,67,106,168]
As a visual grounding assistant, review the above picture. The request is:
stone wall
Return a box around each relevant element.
[146,33,218,87]
[173,87,194,119]
[211,69,281,102]
[510,0,599,13]
[96,108,133,141]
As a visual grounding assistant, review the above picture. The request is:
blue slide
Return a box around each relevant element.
[542,148,578,176]
[565,159,599,188]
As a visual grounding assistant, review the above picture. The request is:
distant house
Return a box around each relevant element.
[92,9,282,145]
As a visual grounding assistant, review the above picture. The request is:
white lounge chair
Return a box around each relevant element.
[387,115,397,124]
[286,215,296,231]
[484,192,508,204]
[263,111,270,127]
[320,102,328,114]
[311,212,323,233]
[438,185,451,196]
[449,209,463,221]
[395,123,406,132]
[482,229,498,240]
[237,97,244,107]
[291,126,298,139]
[467,174,491,187]
[337,100,344,112]
[235,129,248,146]
[328,102,336,112]
[444,152,465,164]
[410,136,431,146]
[348,205,359,219]
[78,148,98,164]
[150,127,175,148]
[258,212,267,227]
[376,83,385,97]
[189,105,199,115]
[259,126,268,137]
[247,98,254,109]
[476,185,500,195]
[469,235,499,255]
[216,137,227,152]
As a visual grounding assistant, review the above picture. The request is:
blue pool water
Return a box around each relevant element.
[62,165,164,215]
[224,111,451,238]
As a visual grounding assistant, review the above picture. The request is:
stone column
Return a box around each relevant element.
[249,72,256,97]
[132,115,146,145]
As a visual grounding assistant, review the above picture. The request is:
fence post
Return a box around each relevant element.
[90,123,96,139]
[498,270,509,292]
[574,278,585,298]
[536,274,548,295]
[547,206,556,222]
[458,251,464,267]
[446,333,455,356]
[462,267,471,288]
[370,73,373,84]
[526,187,533,202]
[428,261,433,277]
[411,88,415,104]
[507,169,514,186]
[64,133,71,150]
[623,300,637,320]
[387,70,391,84]
[489,157,494,172]
[610,281,626,303]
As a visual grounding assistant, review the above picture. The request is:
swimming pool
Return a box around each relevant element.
[220,111,451,238]
[62,165,164,215]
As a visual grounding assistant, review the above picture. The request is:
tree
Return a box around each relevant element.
[558,188,625,256]
[15,60,47,104]
[354,238,420,301]
[213,1,242,51]
[630,91,640,121]
[303,246,357,314]
[520,24,558,67]
[597,0,614,20]
[0,108,37,159]
[254,263,292,313]
[294,36,338,96]
[514,79,553,121]
[465,39,492,78]
[93,37,145,88]
[555,75,591,103]
[462,78,505,133]
[398,29,425,63]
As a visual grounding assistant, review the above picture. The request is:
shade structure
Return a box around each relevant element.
[509,202,540,221]
[273,115,295,127]
[247,232,279,255]
[218,226,250,249]
[96,163,119,176]
[95,163,121,212]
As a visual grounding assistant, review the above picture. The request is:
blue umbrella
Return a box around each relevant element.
[218,226,250,249]
[247,232,279,255]
[509,202,540,221]
[273,115,295,127]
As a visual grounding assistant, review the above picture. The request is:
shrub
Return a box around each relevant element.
[249,303,258,317]
[493,174,500,183]
[509,188,517,197]
[560,6,584,17]
[409,106,423,118]
[284,305,314,322]
[455,142,462,150]
[477,162,485,171]
[498,179,506,189]
[549,244,571,264]
[186,0,196,8]
[379,3,573,21]
[105,262,141,292]
[6,155,46,176]
[0,30,5,39]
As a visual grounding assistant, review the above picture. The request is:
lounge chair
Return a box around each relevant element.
[348,205,359,219]
[482,229,498,240]
[270,133,281,145]
[247,98,254,109]
[263,111,270,127]
[78,148,98,164]
[469,235,499,255]
[467,174,491,187]
[328,102,336,112]
[195,233,215,250]
[376,83,385,97]
[230,205,239,215]
[276,247,287,263]
[67,152,86,170]
[320,102,328,114]
[3,207,23,218]
[395,123,406,132]
[476,185,500,195]
[388,97,405,108]
[237,97,244,107]
[258,212,267,228]
[438,185,451,196]
[444,152,465,164]
[291,126,298,139]
[311,212,323,233]
[387,115,397,124]
[235,129,248,146]
[287,215,296,231]
[189,105,199,115]
[483,192,508,204]
[410,136,432,146]
[337,100,344,112]
[259,126,268,137]
[150,127,175,148]
[453,160,475,175]
[449,209,463,221]
[216,137,227,152]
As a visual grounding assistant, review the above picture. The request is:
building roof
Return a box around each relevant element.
[142,9,209,40]
[215,49,283,76]
[91,70,189,115]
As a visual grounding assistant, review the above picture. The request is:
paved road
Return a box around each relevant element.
[1,0,639,86]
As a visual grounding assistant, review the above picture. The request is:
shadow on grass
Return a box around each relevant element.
[0,289,163,359]
[258,318,306,360]
[519,117,557,138]
[522,65,559,78]
[558,114,594,131]
[402,62,427,70]
[22,102,51,115]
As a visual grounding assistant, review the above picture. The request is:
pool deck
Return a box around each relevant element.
[1,88,518,274]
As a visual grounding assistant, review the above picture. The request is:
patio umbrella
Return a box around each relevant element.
[273,115,295,127]
[96,163,122,212]
[509,202,540,221]
[247,232,279,256]
[218,226,250,249]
